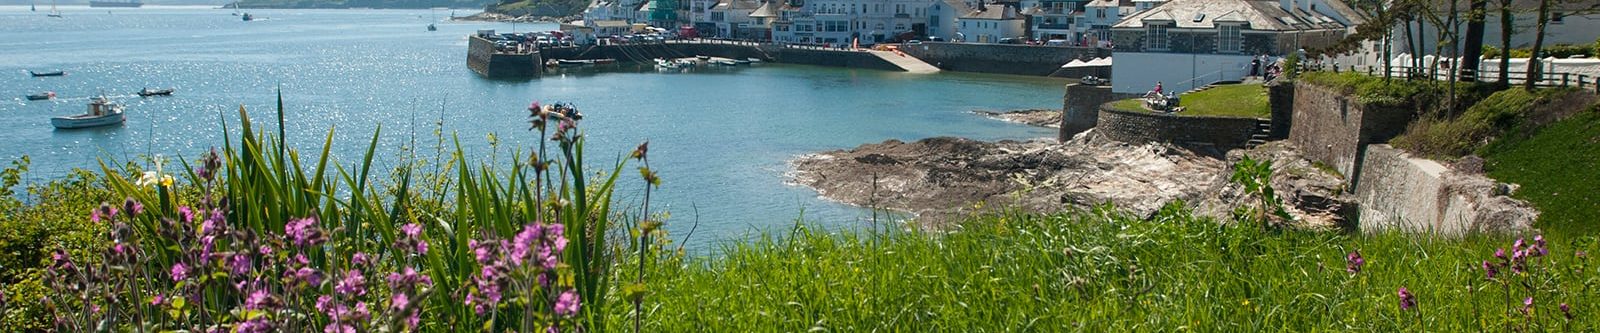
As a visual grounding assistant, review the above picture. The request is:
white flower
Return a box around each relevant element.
[136,155,170,188]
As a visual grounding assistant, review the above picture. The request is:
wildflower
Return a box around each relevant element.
[554,289,581,317]
[1494,248,1508,262]
[227,253,252,276]
[292,267,324,286]
[1514,238,1526,251]
[122,198,143,217]
[391,293,410,311]
[1345,250,1365,273]
[1533,235,1548,256]
[285,216,326,247]
[196,148,221,182]
[170,262,189,282]
[632,141,649,160]
[1523,297,1535,314]
[1560,303,1572,319]
[236,319,274,333]
[335,270,367,296]
[1578,250,1589,259]
[1482,260,1498,279]
[245,289,276,310]
[1397,287,1416,311]
[351,252,371,267]
[400,223,422,239]
[150,294,164,306]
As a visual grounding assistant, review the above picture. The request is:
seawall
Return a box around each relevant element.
[468,35,542,78]
[539,43,903,72]
[1095,103,1262,152]
[1287,82,1415,183]
[899,42,1107,76]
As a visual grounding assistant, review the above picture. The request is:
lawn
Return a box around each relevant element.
[1108,83,1270,118]
[1482,106,1600,237]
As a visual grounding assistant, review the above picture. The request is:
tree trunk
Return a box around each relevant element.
[1497,0,1513,87]
[1523,0,1550,91]
[1403,17,1417,79]
[1461,0,1486,82]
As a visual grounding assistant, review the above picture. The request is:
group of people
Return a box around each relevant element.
[1249,54,1286,81]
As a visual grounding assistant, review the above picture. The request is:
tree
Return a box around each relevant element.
[1460,0,1486,82]
[1523,0,1551,90]
[1496,0,1512,87]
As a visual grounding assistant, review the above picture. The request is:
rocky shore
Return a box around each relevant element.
[972,109,1062,128]
[790,131,1367,229]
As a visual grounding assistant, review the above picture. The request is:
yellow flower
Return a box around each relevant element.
[160,175,174,188]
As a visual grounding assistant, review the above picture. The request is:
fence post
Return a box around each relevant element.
[1562,73,1570,87]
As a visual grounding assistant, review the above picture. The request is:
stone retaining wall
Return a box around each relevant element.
[899,42,1108,76]
[1354,145,1536,234]
[1288,82,1415,183]
[1095,103,1262,151]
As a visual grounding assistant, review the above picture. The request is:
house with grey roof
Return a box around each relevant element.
[957,3,1027,43]
[1109,0,1363,55]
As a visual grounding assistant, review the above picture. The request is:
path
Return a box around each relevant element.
[867,50,940,74]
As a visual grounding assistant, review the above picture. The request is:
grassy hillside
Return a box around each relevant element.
[1483,106,1600,237]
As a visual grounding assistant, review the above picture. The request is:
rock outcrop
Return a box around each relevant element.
[972,109,1062,128]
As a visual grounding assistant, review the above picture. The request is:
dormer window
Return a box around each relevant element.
[1145,22,1170,50]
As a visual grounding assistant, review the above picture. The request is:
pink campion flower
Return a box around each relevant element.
[236,318,274,333]
[1533,235,1548,256]
[1560,303,1572,319]
[245,289,275,310]
[1495,248,1508,262]
[391,293,410,311]
[415,241,428,255]
[178,206,195,224]
[1397,287,1416,311]
[98,203,118,222]
[122,198,143,217]
[335,270,367,296]
[1523,297,1535,314]
[285,217,325,247]
[547,223,567,253]
[554,289,581,317]
[228,254,252,276]
[293,267,324,286]
[401,223,422,239]
[170,262,189,282]
[1514,238,1526,251]
[352,252,371,267]
[150,294,164,306]
[1482,260,1499,279]
[1345,251,1365,274]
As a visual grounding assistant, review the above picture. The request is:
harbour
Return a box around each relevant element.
[0,6,1065,242]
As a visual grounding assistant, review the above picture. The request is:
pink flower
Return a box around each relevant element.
[1345,250,1365,274]
[170,262,189,282]
[1397,287,1416,311]
[1560,303,1572,320]
[391,293,410,311]
[554,289,581,317]
[400,223,422,239]
[335,270,367,296]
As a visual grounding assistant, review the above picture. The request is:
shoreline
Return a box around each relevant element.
[971,109,1062,128]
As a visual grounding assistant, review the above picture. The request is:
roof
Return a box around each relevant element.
[960,4,1020,20]
[1087,0,1133,7]
[937,0,971,11]
[1112,0,1355,31]
[749,1,778,17]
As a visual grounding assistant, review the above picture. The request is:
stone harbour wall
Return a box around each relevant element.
[900,42,1108,76]
[539,43,902,71]
[469,36,542,78]
[1287,82,1415,183]
[1096,104,1262,152]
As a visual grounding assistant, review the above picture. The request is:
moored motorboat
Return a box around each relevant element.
[734,59,751,65]
[30,70,65,77]
[137,87,174,97]
[556,59,589,67]
[710,59,737,66]
[51,96,126,129]
[593,58,616,65]
[746,57,763,64]
[26,91,56,100]
[695,55,709,61]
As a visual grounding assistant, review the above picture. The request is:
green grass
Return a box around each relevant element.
[1483,107,1600,237]
[617,206,1598,331]
[1109,84,1269,118]
[1392,88,1578,160]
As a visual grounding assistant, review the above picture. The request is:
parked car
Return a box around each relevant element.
[904,40,923,45]
[1045,39,1070,47]
[926,36,944,42]
[997,37,1025,45]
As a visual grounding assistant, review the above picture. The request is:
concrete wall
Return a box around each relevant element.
[1355,145,1537,234]
[539,43,903,71]
[468,36,542,78]
[1095,104,1262,151]
[1110,52,1254,94]
[1288,82,1416,184]
[1060,83,1114,141]
[899,42,1109,76]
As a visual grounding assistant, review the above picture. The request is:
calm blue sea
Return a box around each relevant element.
[0,6,1065,247]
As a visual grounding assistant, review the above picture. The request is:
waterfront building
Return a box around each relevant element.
[766,0,943,45]
[1020,0,1083,42]
[695,0,764,38]
[926,0,973,41]
[585,0,650,23]
[956,3,1026,43]
[1078,0,1131,46]
[1106,0,1363,93]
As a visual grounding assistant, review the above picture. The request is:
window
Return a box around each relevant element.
[1145,22,1169,50]
[931,15,940,27]
[1553,12,1564,23]
[1096,8,1105,18]
[1217,24,1241,53]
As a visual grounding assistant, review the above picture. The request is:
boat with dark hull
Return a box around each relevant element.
[30,70,65,77]
[137,88,174,97]
[26,91,56,101]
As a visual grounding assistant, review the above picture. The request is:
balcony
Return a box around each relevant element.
[1035,23,1073,30]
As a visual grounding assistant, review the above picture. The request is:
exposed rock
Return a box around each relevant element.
[1192,141,1358,230]
[972,109,1062,128]
[789,130,1229,224]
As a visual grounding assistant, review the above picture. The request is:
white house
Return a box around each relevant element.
[1080,0,1132,45]
[957,4,1026,43]
[584,0,649,23]
[927,0,972,40]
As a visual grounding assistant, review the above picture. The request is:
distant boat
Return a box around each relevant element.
[242,12,253,21]
[427,8,437,31]
[52,96,126,130]
[89,0,142,8]
[30,70,65,77]
[31,2,36,11]
[746,58,763,63]
[556,59,590,67]
[734,59,751,65]
[593,58,616,65]
[137,87,174,97]
[26,91,56,101]
[428,23,437,31]
[47,0,61,17]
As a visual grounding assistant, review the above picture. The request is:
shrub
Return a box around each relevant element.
[1392,88,1577,159]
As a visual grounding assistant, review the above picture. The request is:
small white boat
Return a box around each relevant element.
[710,59,738,66]
[673,59,696,68]
[52,96,125,129]
[746,58,763,64]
